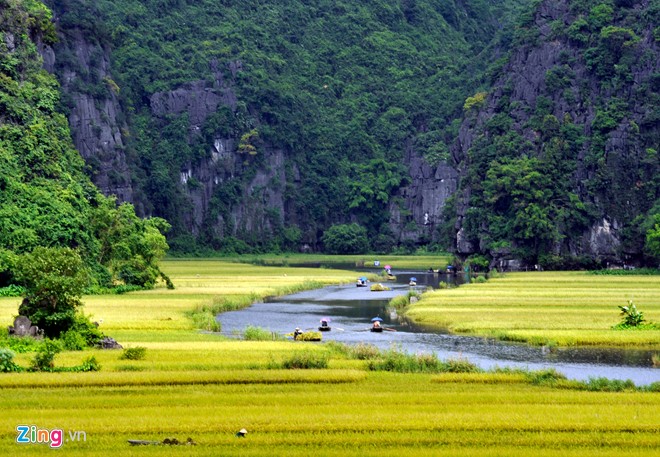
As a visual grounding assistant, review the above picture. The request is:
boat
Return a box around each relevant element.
[318,318,331,331]
[356,276,368,287]
[370,317,383,332]
[386,274,397,281]
[409,276,417,286]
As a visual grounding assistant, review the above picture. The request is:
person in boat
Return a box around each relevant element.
[293,327,302,340]
[372,321,381,330]
[319,319,330,330]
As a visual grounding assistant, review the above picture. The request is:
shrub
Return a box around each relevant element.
[75,356,101,372]
[367,349,483,374]
[321,223,368,254]
[61,330,88,351]
[119,346,147,360]
[190,309,221,332]
[347,343,382,360]
[585,377,636,392]
[0,348,23,372]
[524,368,567,386]
[279,351,329,369]
[243,326,282,341]
[0,285,25,297]
[613,300,651,329]
[30,339,62,372]
[0,330,41,353]
[443,357,481,373]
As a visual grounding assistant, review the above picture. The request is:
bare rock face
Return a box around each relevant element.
[587,218,621,259]
[389,145,458,243]
[150,63,286,239]
[39,29,134,204]
[150,81,237,128]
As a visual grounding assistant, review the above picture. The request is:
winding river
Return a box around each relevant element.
[217,270,659,386]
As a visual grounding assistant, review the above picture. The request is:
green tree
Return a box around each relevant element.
[15,247,88,338]
[321,223,368,254]
[645,214,660,259]
[91,199,171,288]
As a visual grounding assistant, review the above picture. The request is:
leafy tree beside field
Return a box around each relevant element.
[0,0,170,292]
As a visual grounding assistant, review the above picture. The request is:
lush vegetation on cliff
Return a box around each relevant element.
[46,0,525,252]
[0,0,170,311]
[449,0,659,266]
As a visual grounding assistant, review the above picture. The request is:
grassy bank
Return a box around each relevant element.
[0,260,658,455]
[217,253,453,270]
[406,271,660,347]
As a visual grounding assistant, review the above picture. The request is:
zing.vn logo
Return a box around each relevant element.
[16,425,86,448]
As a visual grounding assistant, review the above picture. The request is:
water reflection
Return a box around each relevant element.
[217,271,659,386]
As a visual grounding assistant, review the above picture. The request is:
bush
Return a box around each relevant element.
[585,377,636,392]
[321,223,368,255]
[243,326,282,341]
[71,356,101,372]
[326,342,384,360]
[0,348,23,372]
[0,285,25,297]
[30,339,62,372]
[190,309,221,332]
[119,346,147,360]
[613,300,652,329]
[279,351,329,369]
[61,330,88,351]
[524,368,567,386]
[0,330,41,353]
[367,349,482,374]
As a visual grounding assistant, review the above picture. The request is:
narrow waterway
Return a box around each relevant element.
[217,270,659,386]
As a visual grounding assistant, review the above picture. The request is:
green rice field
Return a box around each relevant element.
[0,259,658,456]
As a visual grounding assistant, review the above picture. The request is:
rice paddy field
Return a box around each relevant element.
[407,271,660,347]
[0,259,658,456]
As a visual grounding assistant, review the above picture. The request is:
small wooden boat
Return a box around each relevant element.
[318,325,331,331]
[370,326,383,333]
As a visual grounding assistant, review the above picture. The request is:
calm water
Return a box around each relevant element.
[217,270,659,386]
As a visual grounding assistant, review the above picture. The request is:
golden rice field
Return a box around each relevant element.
[407,271,660,347]
[0,260,658,456]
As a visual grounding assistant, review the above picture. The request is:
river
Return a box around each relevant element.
[217,270,659,386]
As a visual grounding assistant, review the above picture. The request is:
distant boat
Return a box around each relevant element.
[318,318,331,331]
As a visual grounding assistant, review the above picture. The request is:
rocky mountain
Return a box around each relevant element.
[31,0,659,265]
[447,0,659,267]
[40,0,521,253]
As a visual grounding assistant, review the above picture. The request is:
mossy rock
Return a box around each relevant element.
[370,283,391,291]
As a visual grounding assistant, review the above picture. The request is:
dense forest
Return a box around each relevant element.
[2,0,659,268]
[43,0,526,252]
[0,0,170,297]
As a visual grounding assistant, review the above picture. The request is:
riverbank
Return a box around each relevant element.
[406,271,660,348]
